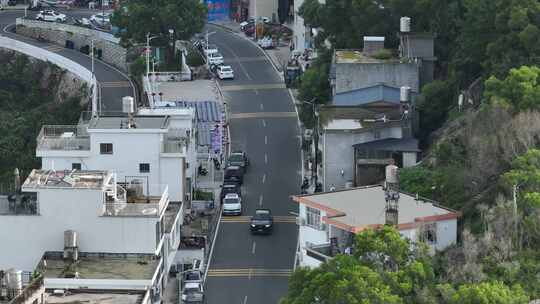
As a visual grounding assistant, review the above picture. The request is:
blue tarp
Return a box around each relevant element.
[205,0,230,21]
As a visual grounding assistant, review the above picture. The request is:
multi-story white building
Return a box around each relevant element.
[36,111,196,203]
[0,169,182,292]
[292,0,325,53]
[292,185,459,268]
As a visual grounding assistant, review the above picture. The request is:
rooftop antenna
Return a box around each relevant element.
[384,159,400,226]
[122,96,136,129]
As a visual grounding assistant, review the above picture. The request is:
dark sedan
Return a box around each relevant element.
[250,209,273,234]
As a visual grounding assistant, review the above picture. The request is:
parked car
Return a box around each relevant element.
[203,44,219,56]
[182,270,203,285]
[257,36,274,49]
[250,209,274,234]
[224,166,244,185]
[35,10,66,22]
[90,12,110,26]
[207,52,224,65]
[227,151,249,171]
[217,65,234,80]
[222,193,242,216]
[239,18,255,31]
[181,282,204,303]
[220,183,241,203]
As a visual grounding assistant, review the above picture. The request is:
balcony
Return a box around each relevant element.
[305,242,334,263]
[102,184,169,217]
[0,193,39,216]
[162,138,187,154]
[36,125,90,151]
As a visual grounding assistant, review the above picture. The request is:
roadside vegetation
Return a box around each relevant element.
[0,51,86,188]
[284,0,540,302]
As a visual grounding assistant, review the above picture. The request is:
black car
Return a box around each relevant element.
[250,209,273,234]
[220,183,241,203]
[227,151,249,171]
[224,165,244,185]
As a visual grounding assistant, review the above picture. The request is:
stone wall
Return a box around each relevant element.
[15,18,127,71]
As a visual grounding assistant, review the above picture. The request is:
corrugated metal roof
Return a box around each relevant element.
[333,83,402,106]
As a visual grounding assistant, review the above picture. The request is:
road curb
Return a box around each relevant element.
[208,22,283,80]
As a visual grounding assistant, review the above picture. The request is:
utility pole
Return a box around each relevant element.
[146,32,151,78]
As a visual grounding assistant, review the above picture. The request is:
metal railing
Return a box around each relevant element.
[0,195,40,216]
[36,125,90,151]
[305,242,333,263]
[9,275,44,304]
[102,185,168,217]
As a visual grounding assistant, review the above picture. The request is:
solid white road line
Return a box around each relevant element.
[252,242,256,255]
[204,205,223,283]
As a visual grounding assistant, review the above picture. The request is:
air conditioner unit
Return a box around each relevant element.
[319,223,327,231]
[295,217,306,226]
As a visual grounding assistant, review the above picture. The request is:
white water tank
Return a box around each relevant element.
[400,86,411,103]
[122,96,135,114]
[385,164,399,184]
[6,269,22,296]
[64,230,78,248]
[400,17,411,32]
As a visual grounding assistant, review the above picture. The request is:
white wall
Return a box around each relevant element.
[400,218,457,251]
[41,131,185,201]
[298,204,329,268]
[403,152,417,167]
[0,188,158,271]
[250,0,279,21]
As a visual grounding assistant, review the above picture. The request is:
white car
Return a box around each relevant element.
[217,65,234,80]
[90,12,110,25]
[35,10,67,22]
[222,193,242,215]
[203,44,219,56]
[257,36,273,49]
[207,52,224,65]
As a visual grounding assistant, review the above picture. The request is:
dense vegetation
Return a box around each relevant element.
[0,51,85,188]
[286,0,540,301]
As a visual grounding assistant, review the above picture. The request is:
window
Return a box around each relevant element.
[100,143,113,154]
[72,163,81,170]
[419,222,438,244]
[306,206,321,229]
[139,163,150,173]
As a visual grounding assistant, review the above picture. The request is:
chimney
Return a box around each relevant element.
[363,36,385,56]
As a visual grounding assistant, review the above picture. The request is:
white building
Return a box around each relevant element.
[249,0,279,22]
[292,185,459,268]
[36,112,196,203]
[0,169,183,298]
[292,0,325,53]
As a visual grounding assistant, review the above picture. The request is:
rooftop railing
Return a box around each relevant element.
[102,185,169,217]
[36,125,90,151]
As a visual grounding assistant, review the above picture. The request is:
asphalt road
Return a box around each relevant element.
[205,25,300,304]
[0,8,134,112]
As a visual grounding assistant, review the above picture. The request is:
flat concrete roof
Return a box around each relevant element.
[155,79,219,102]
[293,185,459,232]
[88,116,169,130]
[39,252,159,280]
[324,119,363,130]
[46,291,145,304]
[335,49,398,64]
[23,170,111,190]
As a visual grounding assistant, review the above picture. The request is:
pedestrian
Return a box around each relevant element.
[330,184,336,191]
[344,247,352,255]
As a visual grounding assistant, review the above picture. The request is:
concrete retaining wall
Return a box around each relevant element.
[15,18,127,71]
[0,35,97,114]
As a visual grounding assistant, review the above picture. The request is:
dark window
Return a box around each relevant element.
[72,163,81,170]
[140,163,150,173]
[100,143,113,154]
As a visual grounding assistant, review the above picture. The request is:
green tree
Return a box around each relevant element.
[449,281,529,304]
[484,66,540,112]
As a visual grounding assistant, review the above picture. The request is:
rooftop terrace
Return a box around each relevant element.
[22,170,111,190]
[45,291,146,304]
[334,49,399,64]
[38,252,159,280]
[88,116,170,130]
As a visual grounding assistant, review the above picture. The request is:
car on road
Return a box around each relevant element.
[250,209,274,234]
[222,193,242,216]
[217,65,234,80]
[224,165,244,185]
[220,183,241,203]
[35,10,66,22]
[181,282,204,303]
[90,12,111,26]
[207,52,224,65]
[182,270,203,285]
[257,36,274,49]
[226,151,249,171]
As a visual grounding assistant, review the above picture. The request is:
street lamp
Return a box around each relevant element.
[146,32,159,78]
